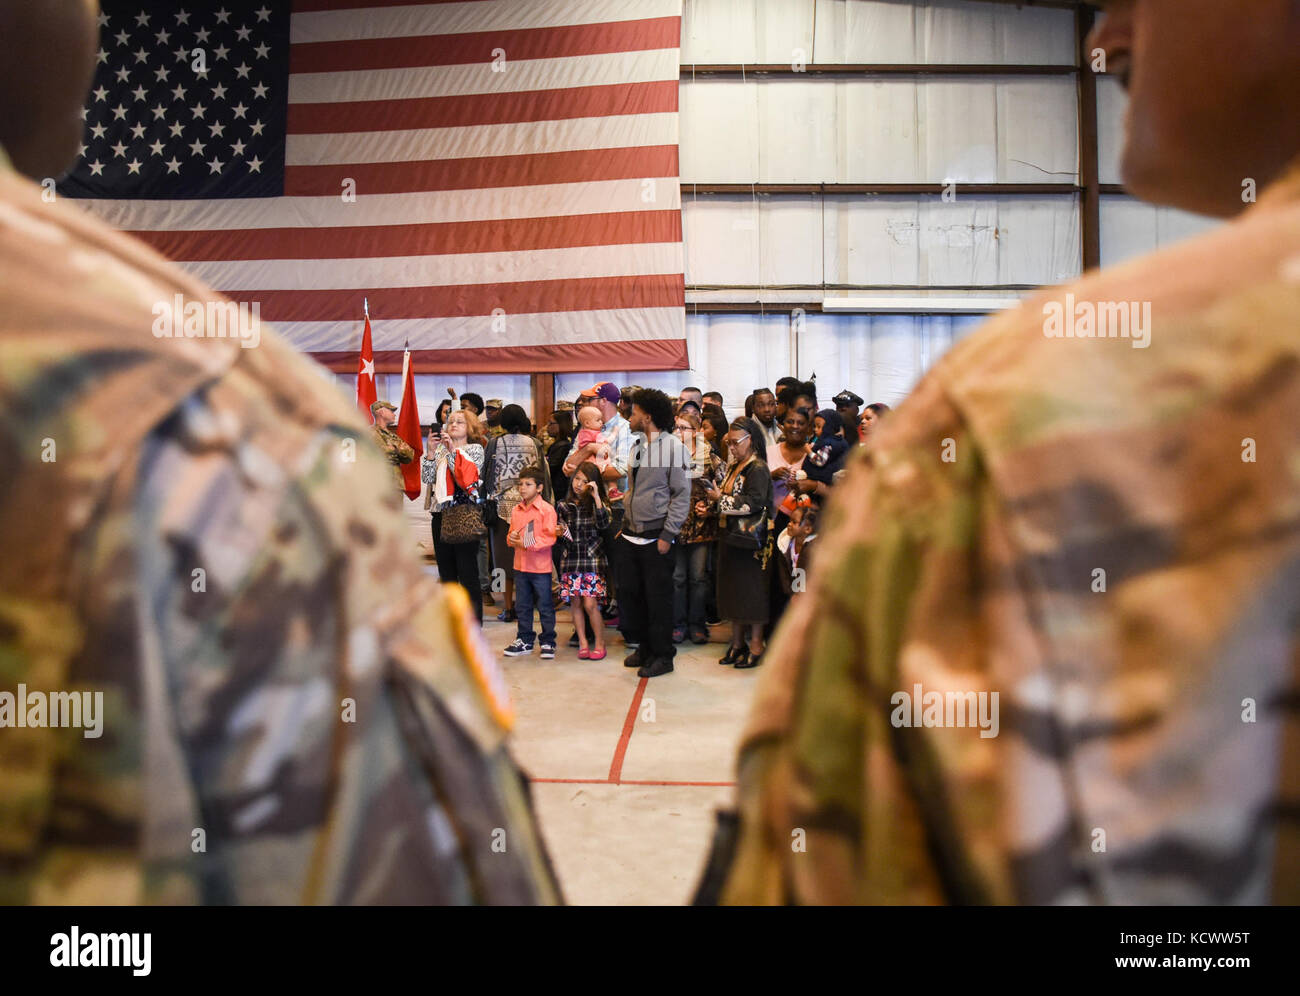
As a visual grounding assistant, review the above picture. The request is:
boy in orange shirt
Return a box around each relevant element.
[502,467,559,659]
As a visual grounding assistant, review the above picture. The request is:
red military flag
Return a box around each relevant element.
[396,344,424,501]
[355,305,377,424]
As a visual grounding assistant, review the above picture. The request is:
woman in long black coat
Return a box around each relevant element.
[704,417,773,670]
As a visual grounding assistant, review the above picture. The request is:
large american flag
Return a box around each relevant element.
[60,0,688,374]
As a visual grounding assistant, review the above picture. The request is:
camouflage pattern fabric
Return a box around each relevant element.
[717,161,1300,905]
[0,159,561,905]
[372,424,414,490]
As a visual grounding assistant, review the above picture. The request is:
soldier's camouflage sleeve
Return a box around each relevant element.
[719,171,1300,903]
[0,163,560,903]
[393,435,414,464]
[719,374,987,904]
[120,372,560,904]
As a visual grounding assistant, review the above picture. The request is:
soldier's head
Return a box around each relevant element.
[484,399,503,426]
[0,0,100,180]
[1089,0,1300,218]
[371,400,397,428]
[677,386,703,411]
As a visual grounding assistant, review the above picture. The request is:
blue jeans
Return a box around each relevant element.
[514,570,556,645]
[673,542,710,630]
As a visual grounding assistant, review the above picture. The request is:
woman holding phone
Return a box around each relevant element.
[422,408,487,622]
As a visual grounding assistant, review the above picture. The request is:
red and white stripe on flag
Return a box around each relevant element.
[82,0,688,374]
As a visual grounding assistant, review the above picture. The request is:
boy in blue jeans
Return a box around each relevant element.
[502,467,559,659]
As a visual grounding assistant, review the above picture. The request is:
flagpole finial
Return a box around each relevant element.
[364,297,369,317]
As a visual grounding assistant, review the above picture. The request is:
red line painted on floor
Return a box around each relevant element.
[531,777,737,787]
[607,676,648,783]
[619,779,737,787]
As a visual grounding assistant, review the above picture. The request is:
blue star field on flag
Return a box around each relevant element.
[58,2,290,199]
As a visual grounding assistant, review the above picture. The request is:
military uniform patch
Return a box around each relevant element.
[443,584,515,732]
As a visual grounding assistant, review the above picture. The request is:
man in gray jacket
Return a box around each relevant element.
[618,389,691,678]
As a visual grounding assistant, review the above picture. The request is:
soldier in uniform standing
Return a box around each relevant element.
[706,0,1300,905]
[484,399,507,441]
[0,0,559,905]
[371,399,415,489]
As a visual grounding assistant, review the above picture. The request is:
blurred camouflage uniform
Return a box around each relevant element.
[371,420,414,491]
[711,160,1300,905]
[0,153,561,904]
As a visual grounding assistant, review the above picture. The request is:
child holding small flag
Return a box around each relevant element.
[502,467,558,659]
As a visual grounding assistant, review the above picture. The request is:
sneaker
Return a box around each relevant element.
[539,643,555,660]
[624,639,640,651]
[497,608,517,623]
[688,626,709,645]
[706,616,722,627]
[672,628,686,644]
[482,591,496,606]
[502,639,533,657]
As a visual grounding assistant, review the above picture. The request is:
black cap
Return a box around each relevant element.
[832,390,864,408]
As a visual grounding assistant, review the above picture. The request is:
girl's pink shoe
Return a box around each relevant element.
[577,648,591,659]
[589,648,606,660]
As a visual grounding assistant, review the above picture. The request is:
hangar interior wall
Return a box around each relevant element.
[366,0,1221,420]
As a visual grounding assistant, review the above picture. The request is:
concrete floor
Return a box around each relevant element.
[488,611,760,905]
[406,499,762,905]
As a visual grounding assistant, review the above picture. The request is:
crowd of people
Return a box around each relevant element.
[413,380,892,679]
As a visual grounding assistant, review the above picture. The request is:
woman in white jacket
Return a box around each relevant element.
[422,408,487,622]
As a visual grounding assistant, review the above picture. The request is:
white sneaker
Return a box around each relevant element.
[539,644,555,659]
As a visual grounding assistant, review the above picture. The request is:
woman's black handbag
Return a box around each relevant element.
[723,510,767,550]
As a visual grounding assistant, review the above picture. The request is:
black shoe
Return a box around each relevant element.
[637,656,674,678]
[688,626,709,645]
[624,650,643,669]
[568,632,580,648]
[718,644,745,666]
[497,608,517,623]
[735,649,762,669]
